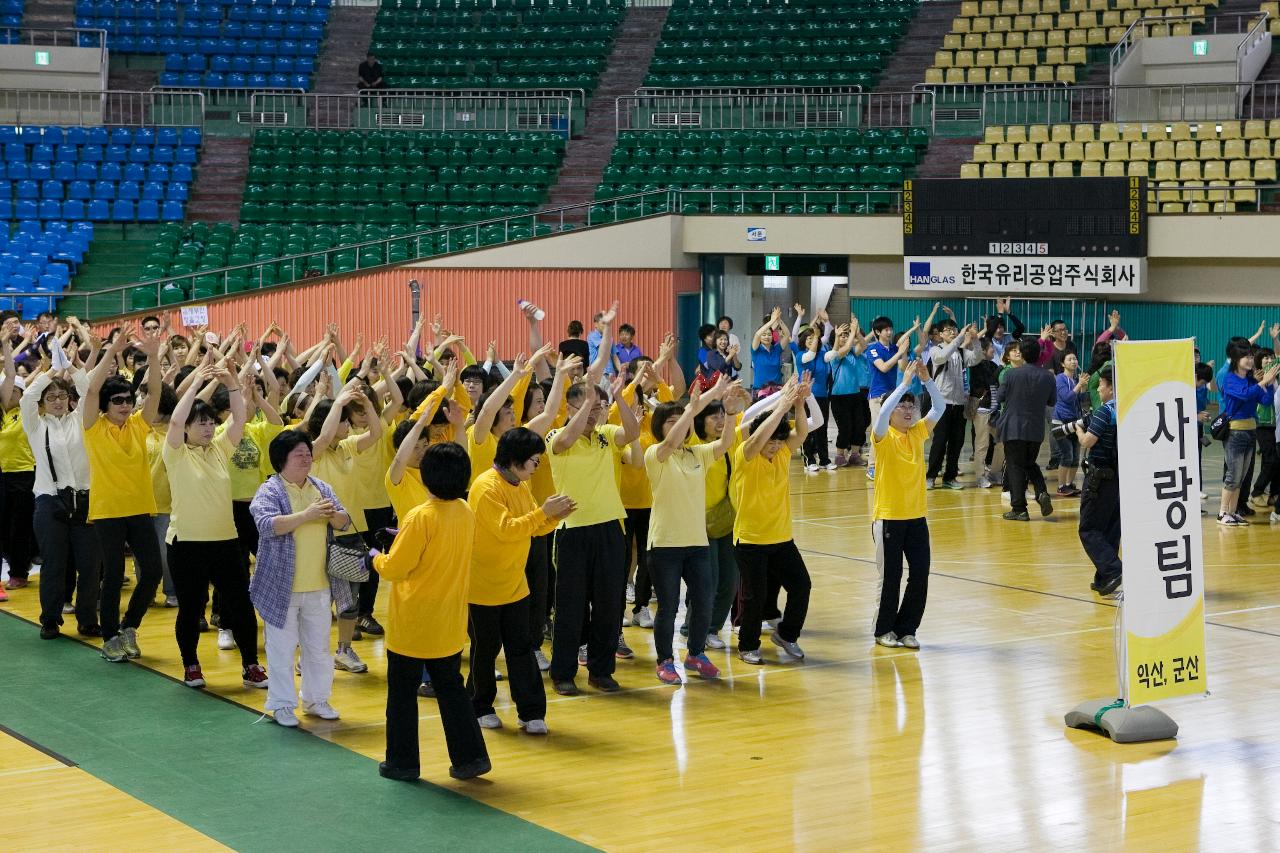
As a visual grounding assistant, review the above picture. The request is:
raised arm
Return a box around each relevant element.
[472,352,529,439]
[0,335,15,412]
[83,324,135,429]
[741,380,799,461]
[168,365,215,448]
[655,332,685,399]
[753,307,782,349]
[586,300,618,387]
[526,353,578,437]
[522,301,553,382]
[312,382,356,456]
[550,384,596,453]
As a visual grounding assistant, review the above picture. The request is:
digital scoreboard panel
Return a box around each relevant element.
[902,177,1148,294]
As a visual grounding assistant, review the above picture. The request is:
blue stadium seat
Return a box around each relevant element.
[137,199,160,221]
[88,199,109,221]
[62,199,86,220]
[111,199,136,221]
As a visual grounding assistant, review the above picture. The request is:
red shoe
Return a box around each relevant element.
[242,664,269,689]
[4,577,28,590]
[0,587,9,602]
[183,665,206,688]
[684,653,721,679]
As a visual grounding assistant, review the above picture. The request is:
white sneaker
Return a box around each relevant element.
[824,462,839,471]
[866,466,875,481]
[762,618,777,633]
[977,475,992,489]
[876,632,903,648]
[61,602,74,614]
[302,701,340,720]
[333,645,368,673]
[900,634,921,650]
[1271,511,1280,523]
[805,463,820,473]
[217,629,236,650]
[625,582,635,604]
[705,633,726,650]
[273,707,300,727]
[630,607,654,628]
[769,633,805,660]
[534,648,551,671]
[163,595,179,608]
[519,718,549,735]
[738,648,763,665]
[477,713,503,729]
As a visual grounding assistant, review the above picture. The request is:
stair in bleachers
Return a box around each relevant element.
[543,5,668,213]
[311,3,378,94]
[915,135,983,177]
[875,1,963,92]
[184,136,250,224]
[22,0,75,30]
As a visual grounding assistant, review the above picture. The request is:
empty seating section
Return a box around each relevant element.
[0,0,23,31]
[965,120,1280,211]
[75,0,331,90]
[924,0,1214,87]
[240,128,564,227]
[371,0,620,91]
[599,128,931,215]
[647,0,917,89]
[0,125,200,224]
[0,223,93,320]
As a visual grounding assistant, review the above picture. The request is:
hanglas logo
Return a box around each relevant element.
[908,261,956,286]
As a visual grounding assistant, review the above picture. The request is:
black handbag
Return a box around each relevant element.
[1209,411,1230,442]
[45,429,89,525]
[326,527,370,583]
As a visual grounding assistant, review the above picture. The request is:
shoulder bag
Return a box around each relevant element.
[705,452,735,540]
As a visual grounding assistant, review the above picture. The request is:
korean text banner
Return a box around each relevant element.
[903,257,1146,294]
[1114,339,1207,706]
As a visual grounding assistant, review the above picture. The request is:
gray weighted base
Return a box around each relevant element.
[1065,698,1179,743]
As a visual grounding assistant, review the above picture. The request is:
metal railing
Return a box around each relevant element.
[0,27,106,49]
[1109,13,1266,85]
[246,91,574,134]
[0,88,206,129]
[1237,13,1271,83]
[981,82,1280,127]
[616,91,933,132]
[635,85,863,97]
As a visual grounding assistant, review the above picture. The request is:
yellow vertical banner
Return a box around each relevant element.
[1114,339,1208,706]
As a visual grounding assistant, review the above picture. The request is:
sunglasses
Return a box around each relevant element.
[108,395,135,406]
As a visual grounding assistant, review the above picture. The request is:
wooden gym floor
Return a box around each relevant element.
[1,444,1278,852]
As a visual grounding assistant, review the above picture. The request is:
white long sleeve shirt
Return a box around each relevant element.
[19,370,92,496]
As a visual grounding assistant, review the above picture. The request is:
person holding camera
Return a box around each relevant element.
[1051,353,1090,498]
[1075,367,1122,597]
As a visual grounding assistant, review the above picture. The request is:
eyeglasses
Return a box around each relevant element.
[42,393,70,402]
[108,395,135,406]
[896,400,917,410]
[142,325,160,332]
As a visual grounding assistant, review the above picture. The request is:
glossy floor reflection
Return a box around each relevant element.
[3,450,1278,852]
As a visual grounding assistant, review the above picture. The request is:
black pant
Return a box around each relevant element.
[360,506,394,616]
[526,533,550,651]
[168,537,258,668]
[1,470,36,579]
[385,649,487,775]
[1252,429,1280,499]
[803,396,832,465]
[1004,439,1047,512]
[830,393,856,452]
[550,521,625,681]
[926,403,968,482]
[872,518,930,637]
[33,493,101,629]
[733,540,811,652]
[467,597,546,721]
[231,500,259,557]
[1078,470,1122,587]
[650,546,712,660]
[95,513,164,640]
[624,508,651,615]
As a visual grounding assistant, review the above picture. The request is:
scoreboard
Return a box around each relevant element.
[902,177,1148,294]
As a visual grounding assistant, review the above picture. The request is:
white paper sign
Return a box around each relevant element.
[180,305,209,328]
[904,256,1146,294]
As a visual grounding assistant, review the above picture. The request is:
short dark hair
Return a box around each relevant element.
[99,376,133,412]
[566,320,584,337]
[750,411,792,442]
[717,315,734,329]
[169,333,189,349]
[141,315,161,327]
[978,335,994,352]
[692,400,725,441]
[565,381,601,407]
[268,429,313,472]
[1098,366,1114,386]
[933,318,957,332]
[1227,340,1254,370]
[210,384,230,415]
[476,386,514,430]
[871,316,893,334]
[650,401,684,441]
[494,426,545,468]
[405,379,436,412]
[1050,318,1067,329]
[1018,338,1041,364]
[391,418,419,450]
[185,399,219,427]
[698,323,717,344]
[619,323,636,336]
[1194,362,1214,383]
[156,383,178,418]
[460,364,487,386]
[522,379,547,420]
[40,376,75,403]
[306,398,350,438]
[420,441,470,500]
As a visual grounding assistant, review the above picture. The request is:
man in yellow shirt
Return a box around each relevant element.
[730,377,811,665]
[869,360,943,651]
[546,362,640,695]
[82,325,167,663]
[372,442,490,782]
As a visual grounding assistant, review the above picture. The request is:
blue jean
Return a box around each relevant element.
[649,545,712,660]
[1050,428,1080,468]
[1224,429,1255,490]
[681,533,737,637]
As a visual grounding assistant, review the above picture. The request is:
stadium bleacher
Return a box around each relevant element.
[75,0,331,90]
[0,222,94,319]
[369,0,620,91]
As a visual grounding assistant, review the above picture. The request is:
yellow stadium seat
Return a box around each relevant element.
[1172,22,1191,35]
[1222,138,1247,160]
[1078,10,1098,26]
[1255,160,1277,181]
[1206,179,1230,201]
[1068,0,1086,10]
[961,0,980,15]
[1034,12,1055,28]
[1005,162,1028,178]
[989,66,1010,82]
[981,0,999,13]
[1084,141,1106,160]
[1122,8,1142,24]
[1025,30,1046,48]
[1153,140,1176,160]
[1061,140,1084,160]
[1264,1,1279,16]
[1016,142,1038,161]
[1057,65,1076,83]
[1067,46,1088,65]
[995,143,1017,161]
[1087,27,1107,46]
[1050,124,1073,143]
[973,143,995,162]
[1268,120,1280,137]
[1023,0,1042,12]
[1248,138,1273,159]
[1028,124,1049,143]
[972,16,991,32]
[1107,141,1129,160]
[1053,161,1075,177]
[1169,122,1193,141]
[1007,31,1026,47]
[976,49,996,66]
[1228,159,1252,180]
[935,50,954,67]
[946,67,966,84]
[1232,181,1257,204]
[961,162,982,179]
[944,33,963,48]
[1213,201,1237,213]
[1161,202,1186,213]
[998,48,1018,65]
[1129,140,1152,160]
[1029,161,1051,177]
[1101,160,1124,177]
[1154,160,1178,181]
[1011,65,1032,81]
[1181,181,1206,203]
[1121,124,1144,142]
[1013,13,1033,29]
[1040,141,1062,160]
[1217,121,1241,139]
[968,67,989,83]
[982,162,1004,178]
[925,67,945,84]
[954,17,971,32]
[1147,200,1159,213]
[993,15,1013,31]
[1175,140,1198,160]
[1058,11,1077,27]
[1098,123,1120,142]
[1102,10,1121,25]
[1200,139,1222,160]
[1034,65,1055,82]
[964,32,984,49]
[1067,29,1088,46]
[1045,46,1065,65]
[986,31,1005,47]
[955,50,975,67]
[1128,160,1150,178]
[1013,47,1034,65]
[1178,161,1201,181]
[1107,25,1128,41]
[1001,0,1020,13]
[1156,180,1179,202]
[983,127,1004,144]
[1005,125,1028,144]
[1041,0,1062,11]
[1203,160,1227,181]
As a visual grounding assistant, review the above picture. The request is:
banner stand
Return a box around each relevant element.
[1064,597,1180,743]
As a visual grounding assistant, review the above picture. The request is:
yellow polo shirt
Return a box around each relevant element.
[84,411,157,520]
[645,442,715,548]
[373,497,475,659]
[162,432,239,543]
[147,424,172,515]
[870,422,929,522]
[284,477,328,592]
[385,466,428,523]
[700,415,743,510]
[546,423,625,529]
[467,468,558,605]
[0,408,34,472]
[730,443,793,545]
[311,434,368,533]
[466,424,498,487]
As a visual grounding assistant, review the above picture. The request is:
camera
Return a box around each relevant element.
[1050,417,1089,441]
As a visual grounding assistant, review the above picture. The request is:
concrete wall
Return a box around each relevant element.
[0,44,106,93]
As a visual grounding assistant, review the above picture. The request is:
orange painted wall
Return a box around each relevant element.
[102,268,701,358]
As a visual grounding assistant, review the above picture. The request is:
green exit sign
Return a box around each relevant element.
[1192,39,1208,56]
[764,254,780,271]
[34,51,49,66]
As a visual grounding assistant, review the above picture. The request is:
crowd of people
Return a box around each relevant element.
[0,296,1271,780]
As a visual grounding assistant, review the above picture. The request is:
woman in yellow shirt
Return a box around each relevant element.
[372,442,491,782]
[164,365,268,690]
[730,377,812,665]
[467,427,575,733]
[82,326,166,663]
